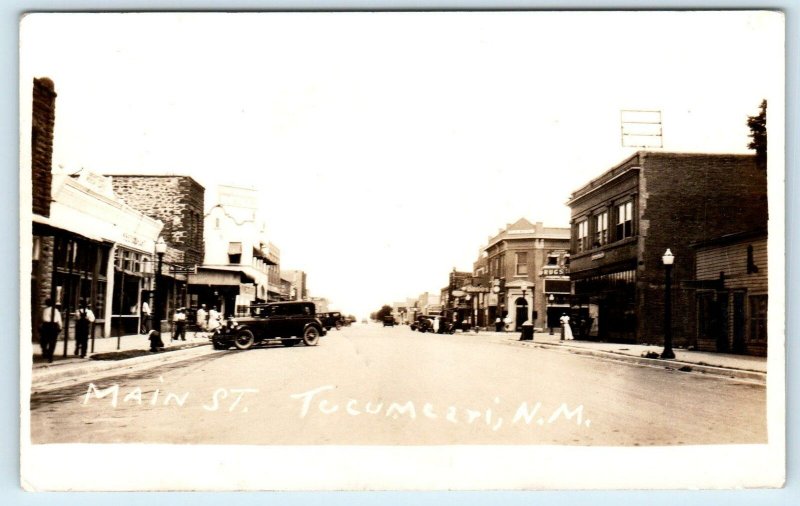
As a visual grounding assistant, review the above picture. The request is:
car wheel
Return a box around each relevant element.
[234,329,255,350]
[212,342,227,350]
[336,323,342,330]
[303,326,320,346]
[283,339,299,347]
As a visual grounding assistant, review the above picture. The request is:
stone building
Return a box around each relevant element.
[109,175,205,326]
[566,151,767,346]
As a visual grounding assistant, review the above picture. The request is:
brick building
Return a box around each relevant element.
[482,219,571,331]
[109,175,205,326]
[566,151,767,347]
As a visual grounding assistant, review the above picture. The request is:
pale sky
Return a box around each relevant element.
[20,11,784,318]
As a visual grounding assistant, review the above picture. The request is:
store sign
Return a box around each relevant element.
[542,267,569,276]
[239,284,256,301]
[120,232,147,250]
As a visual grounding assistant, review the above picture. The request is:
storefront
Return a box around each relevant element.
[31,171,162,346]
[572,267,637,342]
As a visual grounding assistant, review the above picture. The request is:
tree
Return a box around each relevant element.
[747,99,767,170]
[375,305,393,321]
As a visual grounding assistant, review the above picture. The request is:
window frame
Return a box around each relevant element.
[515,252,528,276]
[615,200,634,240]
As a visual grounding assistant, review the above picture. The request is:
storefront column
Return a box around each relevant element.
[103,245,117,338]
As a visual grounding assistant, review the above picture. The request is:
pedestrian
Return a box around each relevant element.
[495,316,503,332]
[503,315,511,332]
[560,313,574,340]
[196,304,208,333]
[207,306,221,332]
[39,298,62,362]
[148,330,164,352]
[73,298,95,358]
[141,299,151,334]
[173,307,187,341]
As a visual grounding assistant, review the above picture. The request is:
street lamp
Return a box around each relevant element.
[548,294,555,335]
[661,248,675,359]
[154,236,167,338]
[492,283,502,332]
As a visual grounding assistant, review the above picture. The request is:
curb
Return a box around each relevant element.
[31,342,213,391]
[529,341,766,383]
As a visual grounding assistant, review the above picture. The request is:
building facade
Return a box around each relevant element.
[483,219,571,331]
[566,151,767,346]
[692,229,768,356]
[29,78,163,354]
[280,270,308,301]
[109,175,205,327]
[188,185,278,316]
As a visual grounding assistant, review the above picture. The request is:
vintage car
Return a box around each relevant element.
[318,311,344,331]
[212,301,326,350]
[410,315,436,333]
[382,315,396,327]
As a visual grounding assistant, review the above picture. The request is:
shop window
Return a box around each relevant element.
[516,252,528,275]
[594,211,608,247]
[576,220,589,252]
[616,201,633,240]
[547,254,559,266]
[749,295,768,342]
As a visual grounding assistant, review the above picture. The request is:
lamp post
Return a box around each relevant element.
[154,236,167,338]
[548,294,555,335]
[492,283,501,332]
[661,248,675,359]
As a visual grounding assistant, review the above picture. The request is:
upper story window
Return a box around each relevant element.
[616,201,633,240]
[547,254,559,266]
[576,220,589,252]
[515,252,528,275]
[594,211,608,247]
[228,242,242,264]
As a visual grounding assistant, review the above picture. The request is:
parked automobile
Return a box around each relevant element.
[318,311,344,330]
[212,301,326,350]
[383,316,396,327]
[411,315,436,333]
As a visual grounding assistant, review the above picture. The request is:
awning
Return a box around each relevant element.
[228,242,242,255]
[188,268,242,286]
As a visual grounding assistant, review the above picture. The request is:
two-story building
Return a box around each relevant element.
[109,174,205,329]
[484,219,571,331]
[566,151,767,346]
[188,185,278,316]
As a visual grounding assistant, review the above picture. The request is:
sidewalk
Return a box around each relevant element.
[31,329,211,370]
[465,328,767,381]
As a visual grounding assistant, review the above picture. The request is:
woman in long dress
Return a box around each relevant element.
[560,314,574,340]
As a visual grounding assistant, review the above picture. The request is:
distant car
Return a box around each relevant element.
[212,301,326,350]
[361,319,368,324]
[318,312,344,330]
[383,316,396,327]
[411,315,435,333]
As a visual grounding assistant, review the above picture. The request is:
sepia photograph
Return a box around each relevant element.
[18,10,785,491]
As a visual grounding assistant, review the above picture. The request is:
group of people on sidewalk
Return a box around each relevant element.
[39,298,95,362]
[37,298,226,359]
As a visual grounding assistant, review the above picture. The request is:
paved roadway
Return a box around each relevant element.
[30,323,767,445]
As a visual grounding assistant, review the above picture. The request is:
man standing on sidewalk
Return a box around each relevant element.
[73,298,95,358]
[39,298,61,363]
[141,299,151,334]
[173,307,187,341]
